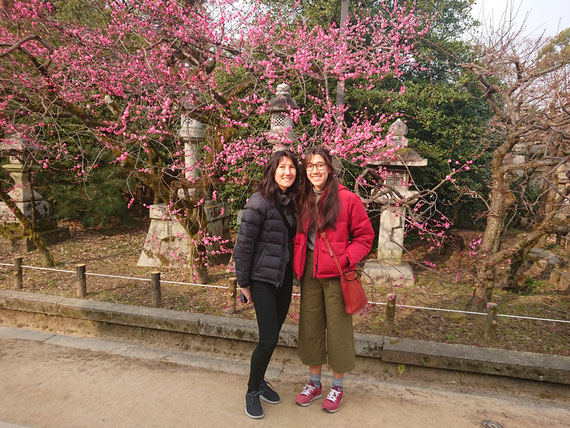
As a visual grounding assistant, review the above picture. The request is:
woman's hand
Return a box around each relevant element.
[240,287,253,304]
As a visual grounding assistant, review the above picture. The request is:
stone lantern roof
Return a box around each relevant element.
[389,119,408,147]
[391,148,428,167]
[367,119,427,168]
[0,139,23,154]
[267,83,298,114]
[0,134,27,156]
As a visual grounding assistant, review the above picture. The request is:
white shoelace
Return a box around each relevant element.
[300,384,317,396]
[326,388,341,402]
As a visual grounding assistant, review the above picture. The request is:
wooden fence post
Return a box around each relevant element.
[224,279,237,314]
[76,264,87,298]
[13,257,23,290]
[385,293,396,334]
[151,271,161,308]
[485,302,498,340]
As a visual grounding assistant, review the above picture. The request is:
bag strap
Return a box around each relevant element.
[320,231,344,277]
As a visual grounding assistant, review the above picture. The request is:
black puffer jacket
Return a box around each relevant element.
[234,192,296,288]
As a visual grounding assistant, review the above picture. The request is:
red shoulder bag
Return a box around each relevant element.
[320,231,368,314]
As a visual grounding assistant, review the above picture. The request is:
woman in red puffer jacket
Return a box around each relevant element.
[293,147,374,413]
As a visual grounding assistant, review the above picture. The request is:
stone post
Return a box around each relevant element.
[76,264,87,298]
[151,271,161,308]
[485,302,498,340]
[385,293,396,334]
[224,279,237,315]
[13,256,23,290]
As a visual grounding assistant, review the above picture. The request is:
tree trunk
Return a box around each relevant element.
[505,246,533,290]
[183,202,209,284]
[191,238,209,284]
[470,263,494,308]
[476,149,511,302]
[480,170,511,254]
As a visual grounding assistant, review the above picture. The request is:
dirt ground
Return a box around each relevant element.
[1,335,569,428]
[0,220,568,356]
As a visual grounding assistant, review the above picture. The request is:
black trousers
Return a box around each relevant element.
[247,266,293,392]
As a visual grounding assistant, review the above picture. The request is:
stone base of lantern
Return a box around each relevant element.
[137,204,190,268]
[362,260,415,287]
[0,223,70,252]
[0,201,70,252]
[137,201,232,268]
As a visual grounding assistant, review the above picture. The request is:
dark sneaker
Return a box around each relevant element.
[295,381,322,407]
[245,390,264,419]
[322,386,343,413]
[260,380,280,404]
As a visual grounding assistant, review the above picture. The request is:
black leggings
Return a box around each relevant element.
[247,267,293,392]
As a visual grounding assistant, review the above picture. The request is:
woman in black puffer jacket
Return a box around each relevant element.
[234,150,299,419]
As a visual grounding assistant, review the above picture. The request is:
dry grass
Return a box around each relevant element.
[1,221,568,356]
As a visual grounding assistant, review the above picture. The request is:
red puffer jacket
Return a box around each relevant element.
[293,184,374,279]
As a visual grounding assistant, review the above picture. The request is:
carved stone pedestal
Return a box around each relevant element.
[362,260,415,287]
[137,202,232,268]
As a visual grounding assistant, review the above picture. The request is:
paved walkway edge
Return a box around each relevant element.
[0,289,568,384]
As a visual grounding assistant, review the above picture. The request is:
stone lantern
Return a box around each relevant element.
[138,96,231,267]
[0,135,69,251]
[266,83,298,148]
[363,119,427,287]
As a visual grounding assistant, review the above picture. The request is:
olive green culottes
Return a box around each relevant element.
[297,250,355,373]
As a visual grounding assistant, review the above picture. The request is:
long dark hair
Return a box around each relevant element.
[257,150,299,204]
[297,147,339,232]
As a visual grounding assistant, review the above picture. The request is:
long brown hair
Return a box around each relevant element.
[297,147,340,232]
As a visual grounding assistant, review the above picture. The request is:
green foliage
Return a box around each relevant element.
[397,363,406,375]
[52,0,109,27]
[31,126,137,227]
[538,28,570,61]
[263,0,341,25]
[417,0,477,40]
[46,164,135,226]
[346,0,491,227]
[348,75,492,227]
[522,278,546,295]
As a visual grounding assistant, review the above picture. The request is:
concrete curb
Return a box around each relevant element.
[0,289,568,384]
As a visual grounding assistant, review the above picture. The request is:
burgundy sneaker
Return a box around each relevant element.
[322,386,343,413]
[295,382,322,407]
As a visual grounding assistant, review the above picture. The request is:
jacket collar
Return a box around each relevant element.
[277,192,292,208]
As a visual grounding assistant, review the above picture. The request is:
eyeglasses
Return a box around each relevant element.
[305,162,326,172]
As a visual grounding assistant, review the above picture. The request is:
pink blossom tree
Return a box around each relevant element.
[1,0,430,278]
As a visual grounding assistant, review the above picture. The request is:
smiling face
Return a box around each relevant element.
[305,154,330,190]
[274,156,297,192]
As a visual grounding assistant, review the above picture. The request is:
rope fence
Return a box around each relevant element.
[1,260,569,339]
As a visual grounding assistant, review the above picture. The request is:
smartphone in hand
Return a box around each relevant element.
[239,292,248,303]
